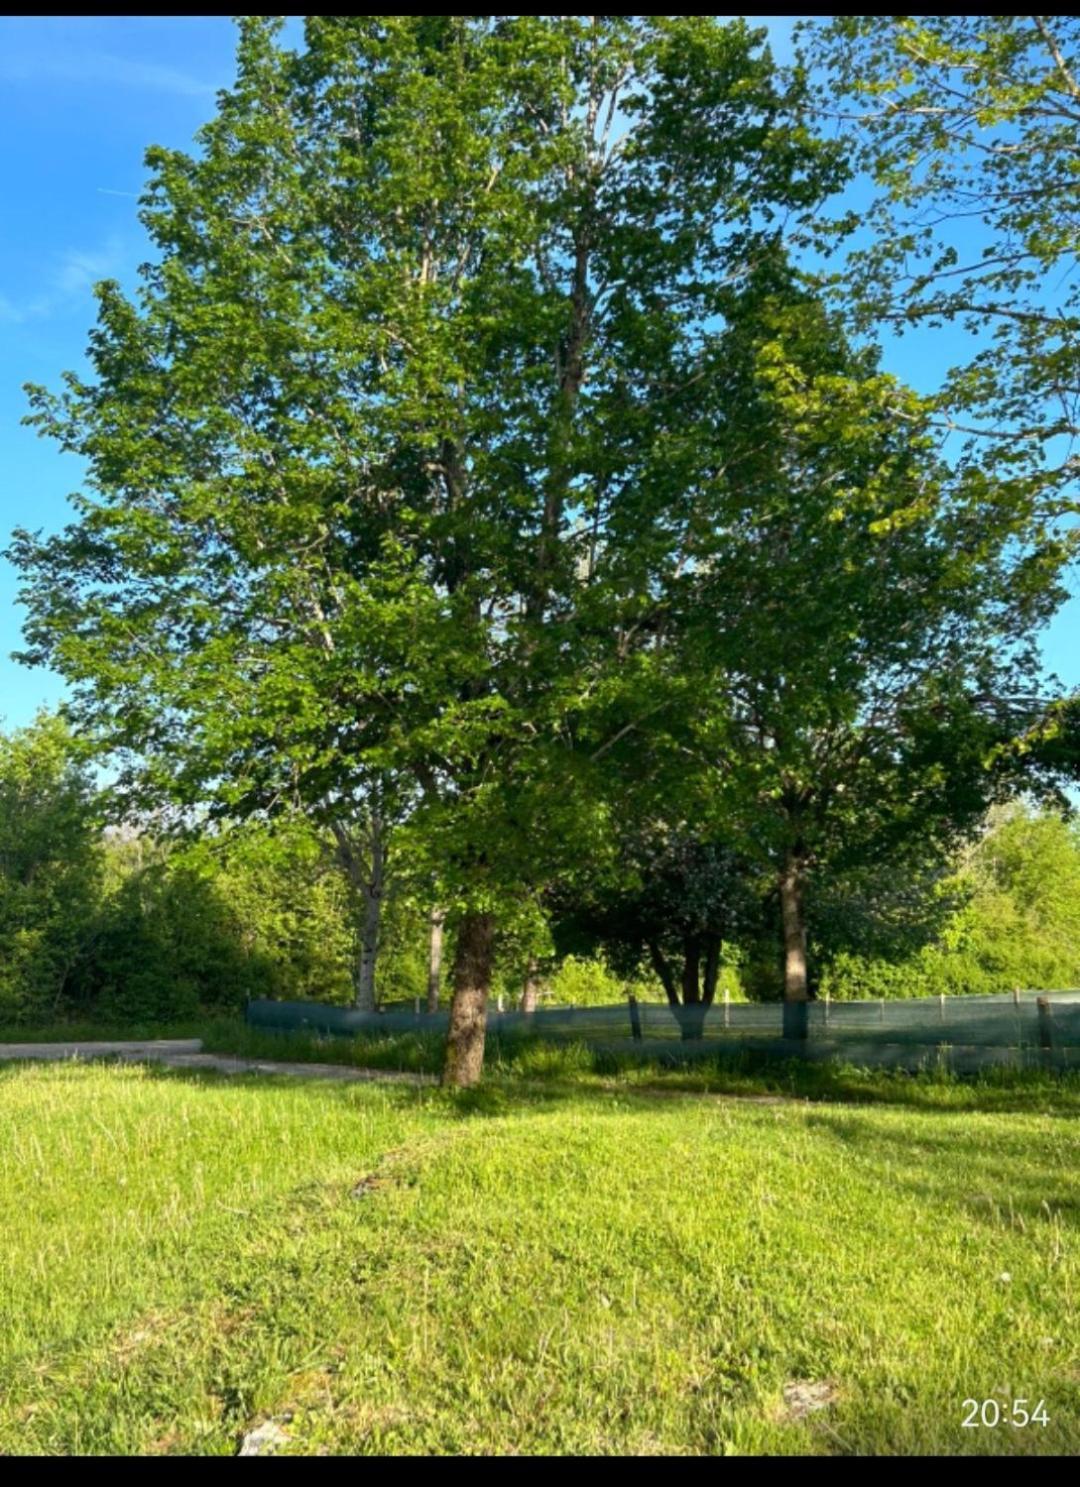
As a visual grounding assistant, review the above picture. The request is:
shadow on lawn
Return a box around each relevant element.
[3,1034,1080,1123]
[418,1044,1080,1123]
[796,1104,1080,1240]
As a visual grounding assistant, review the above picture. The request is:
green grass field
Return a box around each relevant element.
[1,1053,1078,1455]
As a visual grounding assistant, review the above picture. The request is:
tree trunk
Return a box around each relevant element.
[647,940,679,1009]
[520,956,540,1014]
[702,936,721,1007]
[443,911,495,1088]
[426,907,444,1013]
[528,231,591,621]
[331,815,385,1013]
[679,1001,708,1041]
[680,934,701,1003]
[354,828,384,1012]
[779,856,809,1002]
[679,935,704,1040]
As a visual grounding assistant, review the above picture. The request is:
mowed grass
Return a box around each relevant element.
[1,1058,1078,1455]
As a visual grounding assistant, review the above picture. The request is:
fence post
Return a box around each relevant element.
[413,996,421,1018]
[1013,986,1021,1008]
[824,989,830,1027]
[939,993,946,1023]
[723,985,730,1029]
[497,994,504,1014]
[627,994,642,1042]
[880,999,885,1023]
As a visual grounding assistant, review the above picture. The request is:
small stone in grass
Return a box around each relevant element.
[782,1380,839,1421]
[238,1420,290,1457]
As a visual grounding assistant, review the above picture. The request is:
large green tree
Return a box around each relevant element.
[583,261,1069,1002]
[10,16,843,1083]
[687,268,1069,999]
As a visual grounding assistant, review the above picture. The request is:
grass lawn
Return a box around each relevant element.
[1,1053,1078,1455]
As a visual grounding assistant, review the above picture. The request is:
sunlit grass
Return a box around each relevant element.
[1,1057,1078,1455]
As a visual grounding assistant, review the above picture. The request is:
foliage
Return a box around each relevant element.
[0,713,101,1019]
[0,717,366,1022]
[8,13,842,846]
[5,712,1080,1019]
[583,260,1066,998]
[806,14,1080,519]
[1003,693,1080,801]
[7,15,850,1079]
[805,855,966,997]
[556,833,762,1009]
[7,18,1080,1067]
[821,804,1080,998]
[539,952,655,1008]
[75,823,358,1021]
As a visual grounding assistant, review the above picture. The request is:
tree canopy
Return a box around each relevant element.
[8,17,1080,1078]
[579,259,1067,998]
[10,16,852,1082]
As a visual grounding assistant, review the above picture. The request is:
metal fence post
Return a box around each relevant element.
[627,994,642,1042]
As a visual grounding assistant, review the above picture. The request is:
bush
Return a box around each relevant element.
[818,807,1080,999]
[0,714,101,1022]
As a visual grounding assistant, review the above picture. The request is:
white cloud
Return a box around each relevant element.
[0,47,216,97]
[54,245,123,297]
[0,239,129,325]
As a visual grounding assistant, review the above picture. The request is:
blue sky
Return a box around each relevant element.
[1,15,1077,731]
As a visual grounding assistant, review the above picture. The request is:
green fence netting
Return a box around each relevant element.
[247,989,1080,1071]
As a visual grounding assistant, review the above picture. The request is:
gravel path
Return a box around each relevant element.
[0,1040,434,1086]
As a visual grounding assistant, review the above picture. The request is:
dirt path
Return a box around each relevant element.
[0,1040,434,1086]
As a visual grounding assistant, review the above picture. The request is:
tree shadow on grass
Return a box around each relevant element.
[604,1049,1080,1117]
[471,1040,1080,1119]
[3,1038,1080,1125]
[794,1104,1080,1235]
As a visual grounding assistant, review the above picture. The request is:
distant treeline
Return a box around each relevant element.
[2,713,1078,1025]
